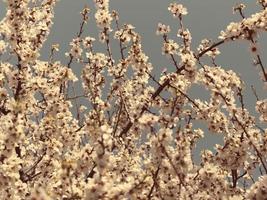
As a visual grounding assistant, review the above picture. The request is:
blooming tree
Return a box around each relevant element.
[0,0,267,199]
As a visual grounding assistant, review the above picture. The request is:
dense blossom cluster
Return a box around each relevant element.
[219,2,267,41]
[0,0,267,199]
[246,175,267,199]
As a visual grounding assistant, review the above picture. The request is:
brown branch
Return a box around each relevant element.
[176,87,200,109]
[196,39,225,59]
[75,124,85,133]
[237,87,245,110]
[170,96,178,117]
[14,56,23,101]
[147,165,160,200]
[62,6,89,97]
[161,145,185,187]
[232,113,267,174]
[163,34,179,70]
[0,106,10,115]
[118,78,170,137]
[256,54,267,82]
[251,85,259,101]
[115,17,125,60]
[104,27,114,67]
[86,164,96,180]
[231,169,238,188]
[237,171,247,180]
[238,7,267,82]
[112,98,123,136]
[19,150,46,183]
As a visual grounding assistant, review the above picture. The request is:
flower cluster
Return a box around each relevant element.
[219,7,267,40]
[162,39,179,55]
[156,23,171,35]
[215,134,249,170]
[83,36,95,49]
[0,0,267,199]
[196,65,241,107]
[114,24,137,44]
[246,175,267,199]
[177,28,192,45]
[256,99,267,122]
[197,39,221,58]
[95,9,112,29]
[168,3,188,18]
[179,52,197,80]
[82,52,107,104]
[94,0,113,43]
[67,38,83,60]
[193,163,230,199]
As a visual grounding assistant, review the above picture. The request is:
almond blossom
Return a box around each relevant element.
[0,0,267,199]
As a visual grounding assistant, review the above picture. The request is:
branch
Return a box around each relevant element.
[147,165,160,200]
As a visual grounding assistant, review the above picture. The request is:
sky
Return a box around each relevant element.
[0,0,266,162]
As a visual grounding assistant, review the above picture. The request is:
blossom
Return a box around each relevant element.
[95,9,112,29]
[68,38,83,59]
[246,175,267,199]
[256,100,267,122]
[198,39,220,58]
[168,3,188,17]
[83,36,95,49]
[233,3,246,14]
[156,23,171,35]
[162,39,179,55]
[51,43,60,51]
[138,113,159,125]
[114,24,136,44]
[179,52,196,72]
[0,0,267,199]
[177,28,192,43]
[111,10,119,20]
